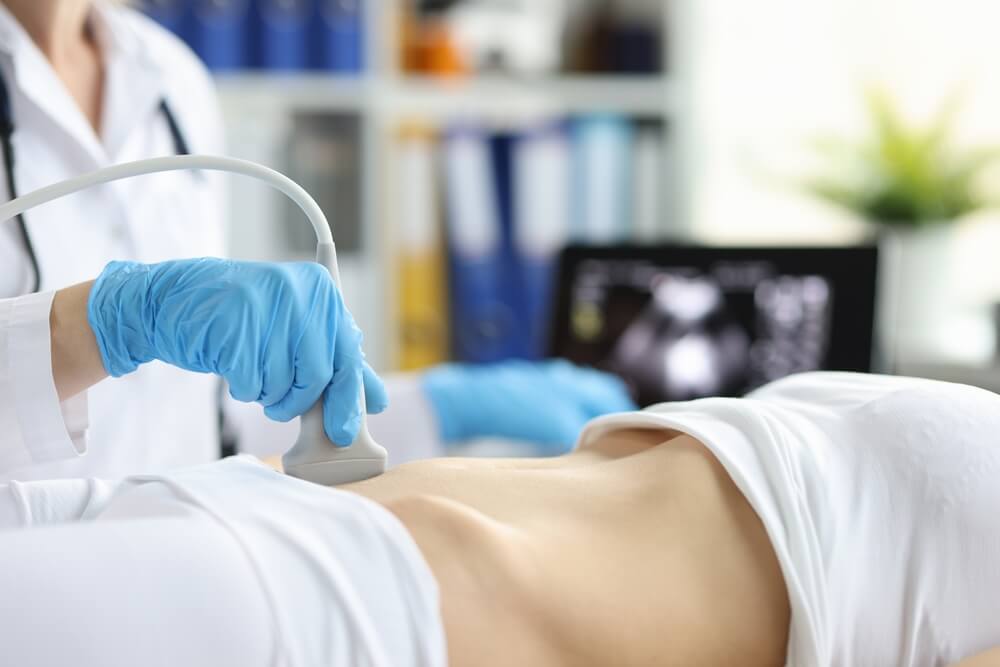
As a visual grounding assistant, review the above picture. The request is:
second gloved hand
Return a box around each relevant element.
[422,359,637,456]
[87,258,388,445]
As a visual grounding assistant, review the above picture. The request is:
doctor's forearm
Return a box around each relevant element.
[50,281,107,401]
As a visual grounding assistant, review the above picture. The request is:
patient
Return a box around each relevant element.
[340,371,1000,667]
[2,372,999,667]
[344,429,788,667]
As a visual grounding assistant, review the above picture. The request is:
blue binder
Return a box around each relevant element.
[313,0,364,73]
[511,121,573,359]
[571,114,634,242]
[442,126,519,363]
[255,0,311,71]
[190,0,251,71]
[142,0,191,40]
[489,130,533,359]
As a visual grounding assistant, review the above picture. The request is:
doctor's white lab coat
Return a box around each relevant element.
[0,3,442,481]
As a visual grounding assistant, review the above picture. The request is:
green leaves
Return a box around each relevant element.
[801,87,999,227]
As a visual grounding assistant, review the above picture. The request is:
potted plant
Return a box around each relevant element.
[800,88,999,365]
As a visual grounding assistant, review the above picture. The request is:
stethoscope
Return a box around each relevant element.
[0,70,192,294]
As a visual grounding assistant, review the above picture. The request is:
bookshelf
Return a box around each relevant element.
[213,1,683,371]
[218,75,672,115]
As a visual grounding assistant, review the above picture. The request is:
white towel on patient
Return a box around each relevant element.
[0,456,446,667]
[125,457,447,667]
[579,372,1000,667]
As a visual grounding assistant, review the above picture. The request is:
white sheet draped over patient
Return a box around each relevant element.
[0,456,446,667]
[579,372,1000,667]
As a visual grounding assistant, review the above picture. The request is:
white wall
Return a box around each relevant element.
[686,0,1000,360]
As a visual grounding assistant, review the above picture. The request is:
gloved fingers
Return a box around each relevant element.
[263,265,339,422]
[260,303,337,421]
[362,361,389,414]
[257,343,296,409]
[421,364,475,444]
[225,345,266,404]
[323,364,364,446]
[263,357,333,423]
[580,375,637,416]
[215,283,272,404]
[546,361,636,415]
[306,286,366,445]
[538,358,578,383]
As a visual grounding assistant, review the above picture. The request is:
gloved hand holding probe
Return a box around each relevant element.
[87,258,388,445]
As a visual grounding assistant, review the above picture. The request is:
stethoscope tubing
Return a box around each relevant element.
[0,69,191,293]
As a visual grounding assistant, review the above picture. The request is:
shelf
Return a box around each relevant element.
[385,75,673,118]
[215,72,673,117]
[213,3,682,371]
[216,73,371,112]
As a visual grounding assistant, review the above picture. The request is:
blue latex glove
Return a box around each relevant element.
[422,359,637,456]
[87,258,388,445]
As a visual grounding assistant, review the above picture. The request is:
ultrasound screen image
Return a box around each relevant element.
[549,246,877,407]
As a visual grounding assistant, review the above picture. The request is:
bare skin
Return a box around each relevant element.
[49,280,105,400]
[342,428,792,667]
[955,650,1000,667]
[3,0,105,134]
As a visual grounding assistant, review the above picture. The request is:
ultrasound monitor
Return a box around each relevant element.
[547,245,878,407]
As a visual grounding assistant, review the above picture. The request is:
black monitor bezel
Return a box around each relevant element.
[546,243,880,390]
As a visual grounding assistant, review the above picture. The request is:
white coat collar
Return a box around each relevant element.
[0,2,167,166]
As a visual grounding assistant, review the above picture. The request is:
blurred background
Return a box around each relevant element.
[142,0,1000,400]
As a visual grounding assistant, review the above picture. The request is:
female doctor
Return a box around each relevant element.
[0,0,633,481]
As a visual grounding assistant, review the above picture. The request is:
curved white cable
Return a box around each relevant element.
[0,154,334,246]
[0,154,386,485]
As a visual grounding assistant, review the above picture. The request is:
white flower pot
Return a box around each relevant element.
[877,223,959,366]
